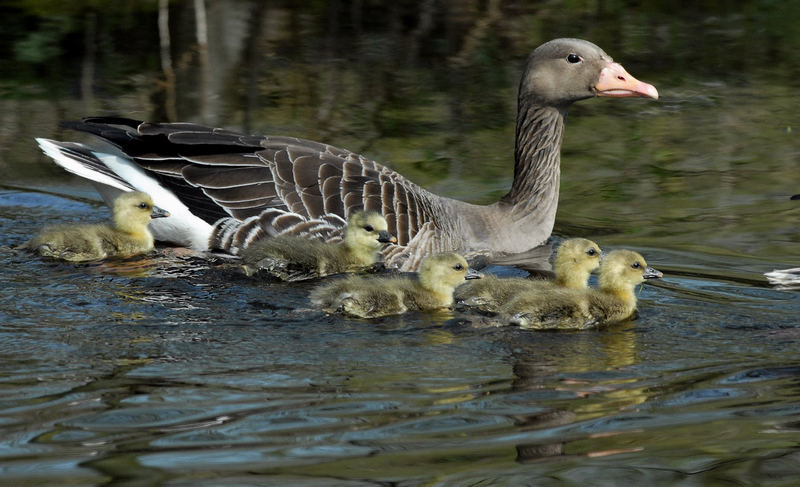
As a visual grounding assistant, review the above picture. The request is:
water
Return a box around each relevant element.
[1,1,800,485]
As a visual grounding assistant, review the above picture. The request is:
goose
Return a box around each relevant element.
[310,252,482,318]
[455,237,602,311]
[240,210,396,281]
[763,194,800,287]
[764,268,800,289]
[504,249,662,330]
[20,191,169,262]
[34,38,657,271]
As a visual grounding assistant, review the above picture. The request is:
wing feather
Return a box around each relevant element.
[57,117,443,268]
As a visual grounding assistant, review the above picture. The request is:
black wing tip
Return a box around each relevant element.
[81,116,144,126]
[60,116,145,133]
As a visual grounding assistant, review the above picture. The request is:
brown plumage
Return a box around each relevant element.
[36,39,657,271]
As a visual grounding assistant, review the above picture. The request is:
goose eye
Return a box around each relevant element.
[631,262,641,269]
[138,202,149,209]
[363,225,374,232]
[453,264,464,271]
[586,248,597,256]
[566,53,582,64]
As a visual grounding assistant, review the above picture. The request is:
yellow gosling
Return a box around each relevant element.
[310,253,482,318]
[504,249,662,330]
[21,191,169,262]
[241,211,395,281]
[455,238,602,312]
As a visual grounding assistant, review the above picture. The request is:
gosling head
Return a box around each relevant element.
[419,253,482,293]
[553,238,602,289]
[344,211,396,252]
[598,249,662,293]
[113,191,169,233]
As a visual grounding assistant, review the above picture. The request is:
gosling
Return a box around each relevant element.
[504,249,662,330]
[240,211,396,281]
[310,252,483,318]
[455,238,602,312]
[21,191,169,262]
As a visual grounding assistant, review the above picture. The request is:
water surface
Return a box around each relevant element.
[1,1,799,485]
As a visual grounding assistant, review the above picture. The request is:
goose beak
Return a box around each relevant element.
[643,266,663,280]
[377,230,397,244]
[464,268,483,280]
[595,62,658,100]
[151,206,170,219]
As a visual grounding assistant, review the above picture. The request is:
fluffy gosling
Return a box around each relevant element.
[21,191,169,262]
[505,249,662,330]
[310,252,482,318]
[455,238,602,312]
[240,211,396,281]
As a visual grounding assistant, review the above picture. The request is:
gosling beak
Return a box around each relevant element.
[151,206,170,219]
[643,266,663,280]
[377,230,397,244]
[464,268,483,280]
[595,62,658,100]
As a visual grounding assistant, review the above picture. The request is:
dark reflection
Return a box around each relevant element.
[505,324,642,462]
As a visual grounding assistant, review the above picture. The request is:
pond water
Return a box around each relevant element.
[1,1,799,485]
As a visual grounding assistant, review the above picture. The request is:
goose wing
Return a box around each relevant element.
[65,117,441,263]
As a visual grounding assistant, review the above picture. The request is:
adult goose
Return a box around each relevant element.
[763,194,800,287]
[764,268,800,289]
[35,38,657,271]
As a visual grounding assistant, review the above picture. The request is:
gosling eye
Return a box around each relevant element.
[566,53,582,64]
[586,248,597,256]
[363,225,374,232]
[631,262,641,269]
[138,202,149,209]
[453,264,464,271]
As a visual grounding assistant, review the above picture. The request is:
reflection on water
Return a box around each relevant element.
[2,0,800,484]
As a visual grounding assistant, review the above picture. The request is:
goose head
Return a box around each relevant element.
[553,238,602,289]
[519,38,658,108]
[419,253,483,300]
[598,249,662,297]
[343,211,396,252]
[113,191,170,234]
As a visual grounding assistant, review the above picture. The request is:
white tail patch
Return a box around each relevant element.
[36,138,132,192]
[37,138,213,250]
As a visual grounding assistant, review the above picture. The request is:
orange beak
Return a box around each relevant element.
[595,62,658,100]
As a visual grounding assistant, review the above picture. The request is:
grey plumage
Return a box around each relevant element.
[38,39,657,270]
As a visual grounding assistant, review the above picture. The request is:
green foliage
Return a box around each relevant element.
[12,15,73,63]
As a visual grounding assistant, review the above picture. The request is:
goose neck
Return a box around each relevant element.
[502,103,565,212]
